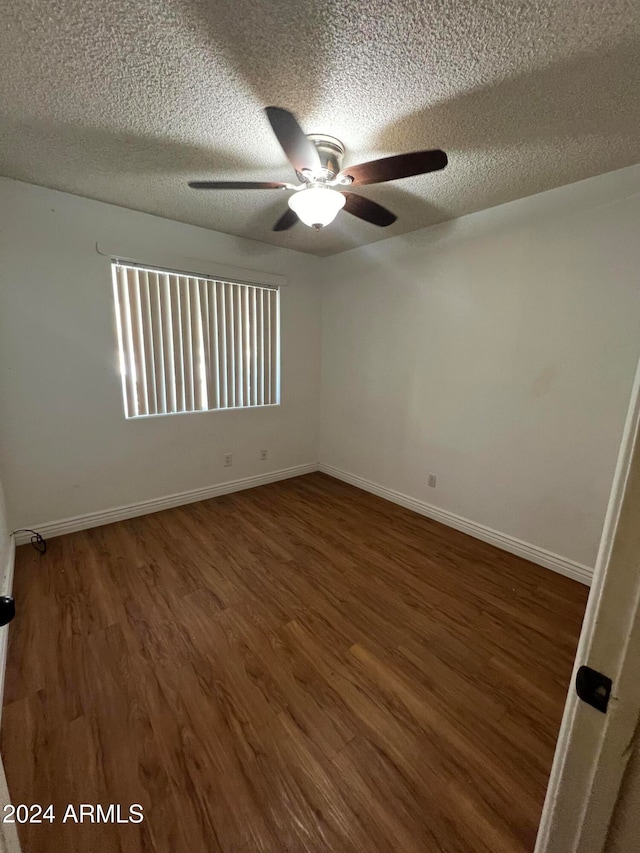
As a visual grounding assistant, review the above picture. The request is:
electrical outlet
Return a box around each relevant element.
[428,473,437,488]
[224,453,232,467]
[260,449,268,461]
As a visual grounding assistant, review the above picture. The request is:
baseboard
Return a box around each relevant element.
[0,545,24,853]
[0,754,21,853]
[15,461,594,586]
[319,464,593,586]
[0,539,19,853]
[0,534,16,725]
[15,464,318,545]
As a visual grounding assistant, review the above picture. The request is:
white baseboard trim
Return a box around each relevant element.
[319,464,593,586]
[15,464,318,545]
[14,461,593,587]
[0,755,21,853]
[0,535,15,600]
[0,534,16,725]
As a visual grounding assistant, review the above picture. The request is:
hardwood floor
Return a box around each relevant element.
[2,473,588,852]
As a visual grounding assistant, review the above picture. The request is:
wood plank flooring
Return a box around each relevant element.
[2,473,588,852]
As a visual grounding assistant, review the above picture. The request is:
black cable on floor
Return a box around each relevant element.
[12,528,47,554]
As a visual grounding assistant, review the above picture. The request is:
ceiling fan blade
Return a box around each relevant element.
[273,208,299,231]
[188,181,289,190]
[265,106,321,174]
[341,192,397,227]
[340,149,448,186]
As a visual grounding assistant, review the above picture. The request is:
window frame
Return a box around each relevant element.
[111,258,281,419]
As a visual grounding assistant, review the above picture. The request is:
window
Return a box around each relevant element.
[112,261,280,418]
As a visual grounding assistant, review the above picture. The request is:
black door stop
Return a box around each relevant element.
[576,665,612,713]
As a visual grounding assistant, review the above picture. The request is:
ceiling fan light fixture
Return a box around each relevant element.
[288,186,346,229]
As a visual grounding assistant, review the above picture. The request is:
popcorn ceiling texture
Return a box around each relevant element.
[0,0,638,256]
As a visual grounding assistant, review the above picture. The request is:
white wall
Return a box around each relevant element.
[0,178,322,529]
[609,745,640,850]
[0,336,21,853]
[319,165,640,569]
[2,167,638,569]
[0,479,9,581]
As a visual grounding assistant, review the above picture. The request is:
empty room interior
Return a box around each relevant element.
[0,0,639,851]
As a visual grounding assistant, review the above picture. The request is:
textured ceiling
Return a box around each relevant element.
[1,0,639,256]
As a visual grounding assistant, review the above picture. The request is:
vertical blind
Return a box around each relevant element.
[112,262,280,418]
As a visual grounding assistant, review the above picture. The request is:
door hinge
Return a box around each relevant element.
[576,665,612,713]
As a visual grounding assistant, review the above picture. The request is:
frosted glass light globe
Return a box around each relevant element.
[288,186,346,229]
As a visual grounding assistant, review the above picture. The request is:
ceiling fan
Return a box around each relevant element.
[189,107,448,232]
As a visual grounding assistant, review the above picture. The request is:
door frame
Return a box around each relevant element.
[536,355,640,852]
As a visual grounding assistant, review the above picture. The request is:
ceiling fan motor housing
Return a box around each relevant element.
[300,134,345,182]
